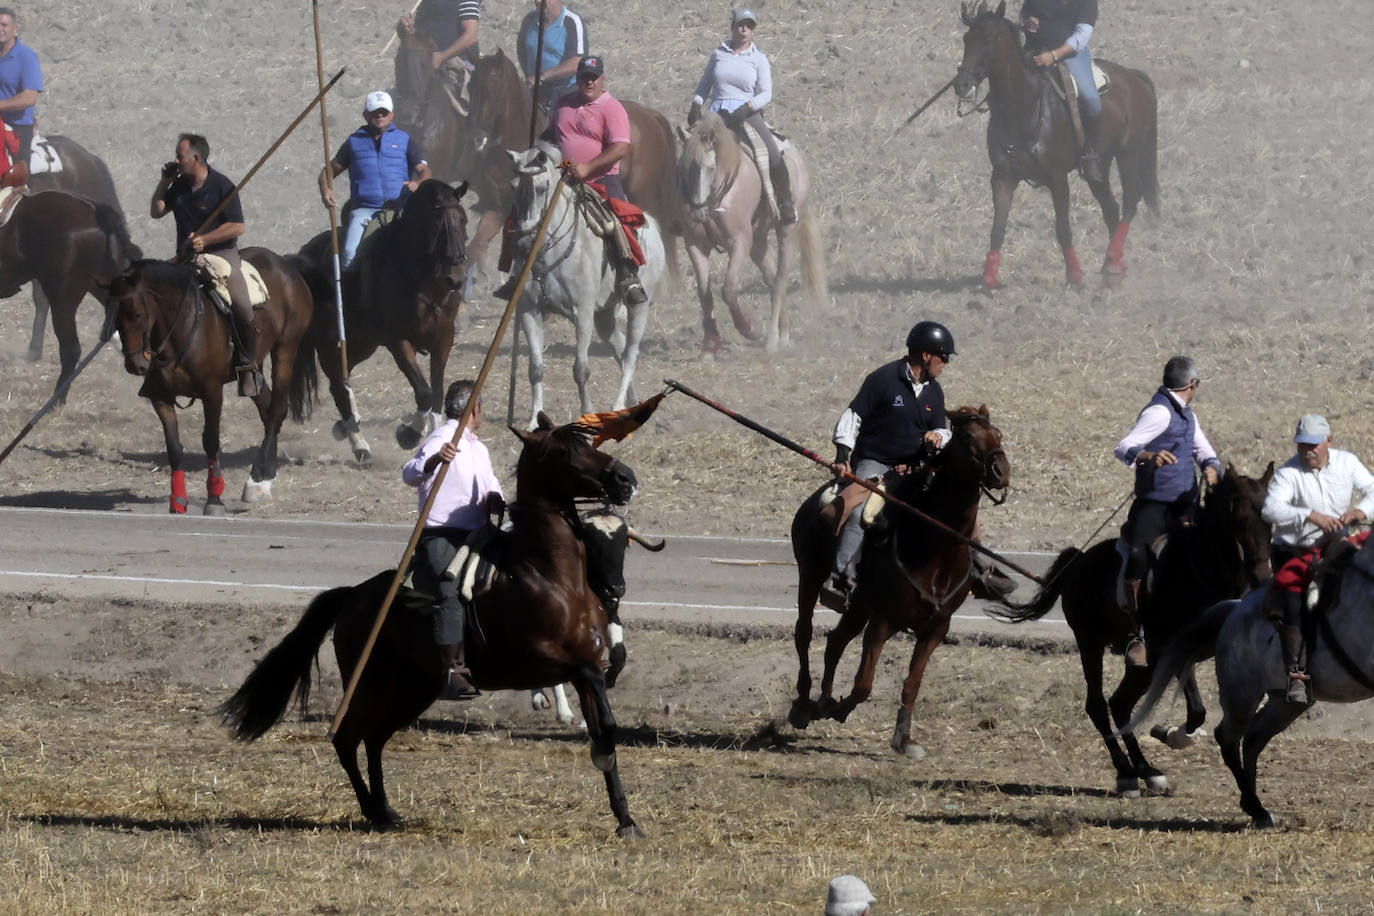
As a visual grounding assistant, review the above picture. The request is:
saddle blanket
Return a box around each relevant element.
[1068,63,1110,97]
[195,253,270,308]
[28,133,62,176]
[0,185,20,228]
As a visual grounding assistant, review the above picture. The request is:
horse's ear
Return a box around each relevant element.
[1261,460,1275,487]
[676,124,689,142]
[536,411,555,430]
[995,0,1006,17]
[452,180,470,199]
[976,403,990,418]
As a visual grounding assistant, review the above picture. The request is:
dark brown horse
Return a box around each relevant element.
[109,250,316,514]
[0,190,141,400]
[220,412,644,837]
[953,0,1159,288]
[985,464,1273,797]
[291,178,470,459]
[788,407,1011,755]
[22,135,129,363]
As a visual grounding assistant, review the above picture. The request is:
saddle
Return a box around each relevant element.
[28,132,62,176]
[1051,61,1111,150]
[578,182,648,267]
[0,185,21,228]
[730,120,789,221]
[194,253,270,310]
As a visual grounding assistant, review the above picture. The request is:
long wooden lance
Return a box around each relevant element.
[311,0,350,378]
[0,68,346,471]
[328,170,572,737]
[886,75,957,144]
[663,378,1043,584]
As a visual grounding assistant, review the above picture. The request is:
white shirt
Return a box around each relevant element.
[1113,388,1219,469]
[1262,448,1374,549]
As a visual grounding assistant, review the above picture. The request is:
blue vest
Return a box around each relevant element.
[346,126,412,209]
[1135,387,1198,503]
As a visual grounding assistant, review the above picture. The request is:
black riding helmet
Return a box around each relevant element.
[905,320,956,359]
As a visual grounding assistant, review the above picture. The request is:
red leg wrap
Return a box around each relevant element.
[207,459,226,498]
[1104,222,1131,274]
[1063,248,1084,286]
[982,251,1001,289]
[170,470,189,514]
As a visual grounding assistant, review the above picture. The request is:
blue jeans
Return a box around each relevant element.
[341,204,379,270]
[1064,47,1101,117]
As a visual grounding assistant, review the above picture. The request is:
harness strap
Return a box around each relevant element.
[1055,61,1085,149]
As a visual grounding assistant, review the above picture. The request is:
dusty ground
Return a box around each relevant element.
[2,0,1374,911]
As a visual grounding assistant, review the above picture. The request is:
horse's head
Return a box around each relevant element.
[954,0,1013,101]
[467,50,519,153]
[676,112,737,222]
[507,142,564,228]
[945,405,1011,496]
[106,259,197,377]
[512,412,639,509]
[400,179,471,291]
[1207,462,1276,589]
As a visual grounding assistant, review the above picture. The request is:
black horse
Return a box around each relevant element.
[986,464,1273,797]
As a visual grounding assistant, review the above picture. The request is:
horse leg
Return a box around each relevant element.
[1086,175,1127,286]
[1151,672,1210,748]
[152,399,189,514]
[519,307,549,429]
[830,617,895,724]
[789,581,824,729]
[26,283,48,362]
[1236,692,1306,828]
[1108,664,1168,794]
[244,340,294,505]
[818,605,868,718]
[1049,174,1084,287]
[1076,640,1144,796]
[572,664,642,838]
[890,619,952,759]
[764,226,795,352]
[191,387,230,515]
[331,728,379,824]
[324,337,373,465]
[720,235,760,343]
[982,174,1017,289]
[571,304,597,415]
[468,208,505,283]
[606,299,648,411]
[40,280,86,403]
[389,341,435,449]
[686,239,722,357]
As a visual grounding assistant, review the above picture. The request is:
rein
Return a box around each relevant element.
[118,279,204,377]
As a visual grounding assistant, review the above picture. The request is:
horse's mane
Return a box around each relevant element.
[683,111,742,175]
[960,1,1024,47]
[126,258,199,294]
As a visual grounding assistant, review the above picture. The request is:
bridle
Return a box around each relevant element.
[679,134,738,219]
[113,275,202,374]
[948,413,1010,505]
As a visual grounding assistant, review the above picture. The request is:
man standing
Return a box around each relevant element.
[402,0,482,73]
[319,90,431,270]
[1114,356,1222,666]
[1262,413,1374,702]
[0,7,41,184]
[150,133,260,398]
[517,0,589,111]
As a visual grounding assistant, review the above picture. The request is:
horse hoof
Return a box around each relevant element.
[395,423,422,450]
[1115,776,1142,798]
[169,497,189,515]
[591,749,617,773]
[700,333,723,359]
[764,334,780,353]
[530,690,551,711]
[787,700,814,730]
[555,710,576,727]
[241,478,274,504]
[352,445,373,467]
[615,821,646,840]
[203,499,226,518]
[24,346,42,363]
[893,741,927,760]
[331,419,351,441]
[1144,774,1170,794]
[1251,812,1277,829]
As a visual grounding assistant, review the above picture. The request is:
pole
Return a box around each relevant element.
[328,171,572,737]
[312,0,350,378]
[662,378,1044,584]
[886,76,957,144]
[0,339,107,468]
[528,0,548,146]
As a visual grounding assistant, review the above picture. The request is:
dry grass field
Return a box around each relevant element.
[2,0,1374,911]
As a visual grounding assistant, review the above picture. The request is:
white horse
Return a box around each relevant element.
[676,112,826,356]
[1126,539,1374,827]
[506,143,665,429]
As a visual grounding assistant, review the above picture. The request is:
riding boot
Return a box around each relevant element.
[230,308,262,398]
[969,551,1016,600]
[1079,113,1106,183]
[1280,622,1310,705]
[492,274,520,300]
[615,261,648,305]
[1123,578,1147,667]
[438,641,480,701]
[769,160,799,223]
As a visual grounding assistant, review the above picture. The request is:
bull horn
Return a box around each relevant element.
[628,528,666,552]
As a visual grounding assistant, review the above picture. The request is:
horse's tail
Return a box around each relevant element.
[1135,69,1161,216]
[798,204,828,303]
[218,583,352,741]
[984,547,1079,623]
[1119,598,1237,736]
[93,202,143,268]
[288,321,320,424]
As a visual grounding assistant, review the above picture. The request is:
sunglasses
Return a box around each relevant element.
[366,109,392,116]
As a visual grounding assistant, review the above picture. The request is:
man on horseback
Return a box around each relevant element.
[1114,356,1222,666]
[402,379,506,701]
[318,90,432,271]
[687,8,797,223]
[0,7,41,187]
[1020,0,1105,182]
[517,0,589,112]
[401,0,482,73]
[1261,413,1374,702]
[150,133,261,398]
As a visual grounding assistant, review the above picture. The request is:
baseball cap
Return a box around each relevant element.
[364,90,393,113]
[577,55,604,78]
[732,8,758,26]
[825,875,876,916]
[1294,413,1331,445]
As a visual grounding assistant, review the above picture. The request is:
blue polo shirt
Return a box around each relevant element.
[0,38,42,127]
[518,7,589,95]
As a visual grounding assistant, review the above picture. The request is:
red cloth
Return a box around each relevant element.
[1274,529,1370,592]
[0,124,16,178]
[587,182,646,266]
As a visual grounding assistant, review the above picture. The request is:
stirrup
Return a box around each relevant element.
[1124,635,1148,668]
[236,366,263,398]
[1079,150,1106,183]
[1285,668,1311,705]
[440,666,481,701]
[617,275,647,305]
[818,575,853,613]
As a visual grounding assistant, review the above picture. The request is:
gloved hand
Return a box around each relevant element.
[723,106,752,128]
[687,102,702,126]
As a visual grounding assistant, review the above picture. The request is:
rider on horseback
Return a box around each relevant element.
[1262,413,1374,703]
[402,0,482,73]
[0,6,41,188]
[687,8,797,223]
[1114,356,1222,666]
[402,379,506,701]
[150,133,261,398]
[1020,0,1105,182]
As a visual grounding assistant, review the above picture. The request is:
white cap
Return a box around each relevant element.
[364,90,393,113]
[1294,413,1331,445]
[826,875,876,916]
[732,8,757,26]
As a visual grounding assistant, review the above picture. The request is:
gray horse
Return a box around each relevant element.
[1126,539,1374,827]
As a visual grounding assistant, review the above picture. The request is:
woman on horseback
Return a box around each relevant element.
[687,8,796,222]
[1019,0,1105,181]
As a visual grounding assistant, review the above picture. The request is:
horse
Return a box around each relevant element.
[20,135,128,364]
[220,412,645,838]
[985,464,1273,797]
[677,112,826,355]
[1127,537,1374,827]
[290,178,470,459]
[787,406,1011,755]
[108,250,316,514]
[506,143,666,429]
[0,190,141,400]
[953,0,1160,289]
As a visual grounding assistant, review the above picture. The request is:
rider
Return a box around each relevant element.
[402,379,506,701]
[688,8,797,222]
[402,0,482,73]
[319,90,432,270]
[150,133,261,398]
[517,0,589,112]
[0,6,42,186]
[1019,0,1105,182]
[1261,413,1374,703]
[1113,356,1222,666]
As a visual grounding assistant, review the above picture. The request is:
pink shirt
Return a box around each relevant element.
[549,90,631,179]
[401,420,504,530]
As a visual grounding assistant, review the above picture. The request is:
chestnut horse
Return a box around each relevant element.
[20,135,128,364]
[953,0,1159,288]
[0,190,141,401]
[789,406,1011,755]
[987,464,1273,797]
[109,251,316,514]
[290,178,470,460]
[221,412,644,838]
